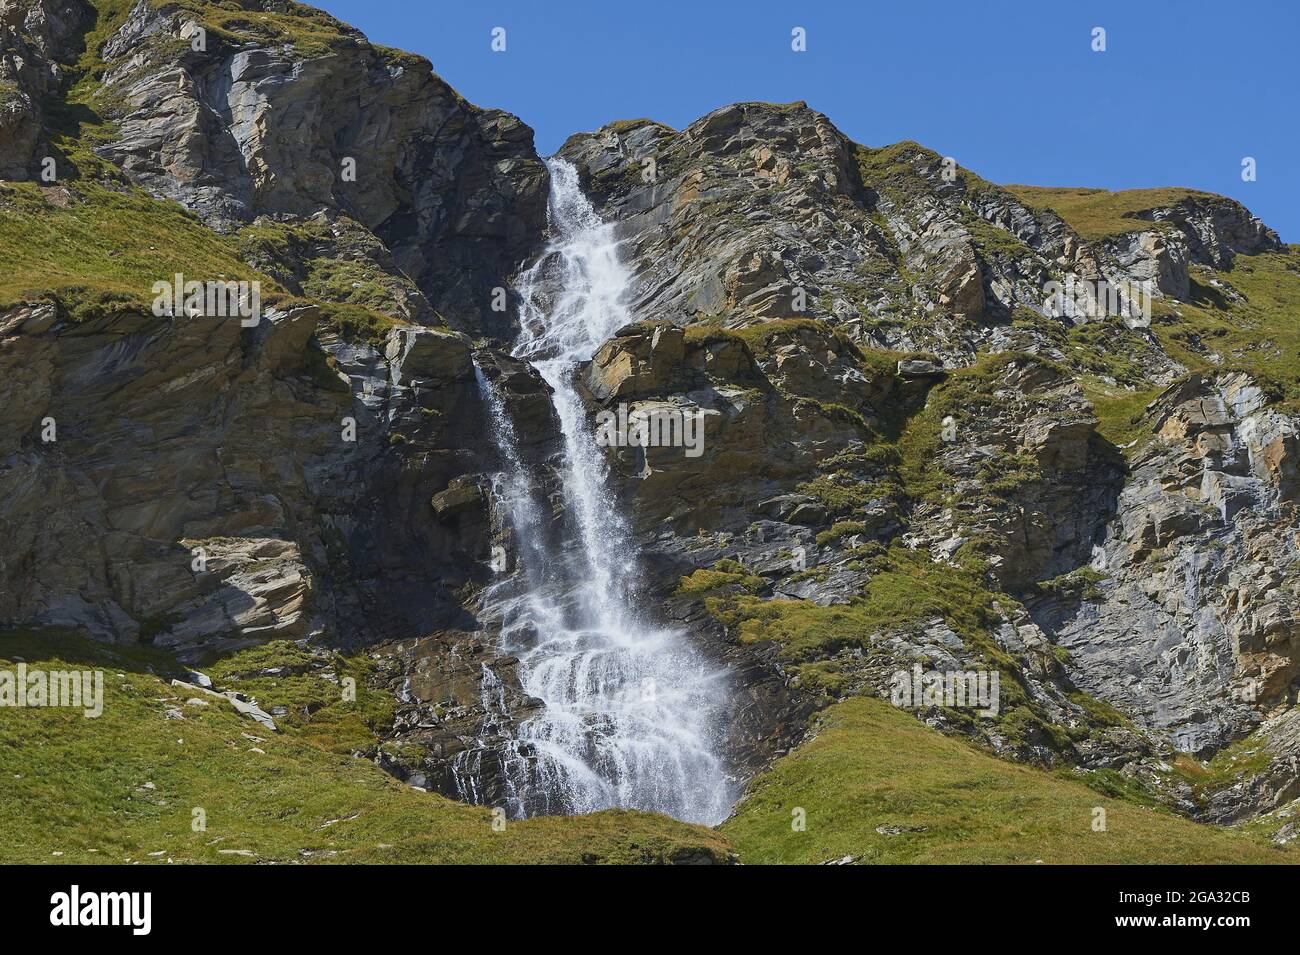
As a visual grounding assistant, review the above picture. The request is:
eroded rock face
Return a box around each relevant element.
[574,322,1166,769]
[903,357,1126,592]
[1034,374,1300,760]
[0,0,90,177]
[153,537,313,660]
[1134,195,1283,269]
[0,1,561,666]
[557,103,1188,380]
[378,628,546,805]
[87,0,546,327]
[1202,707,1300,822]
[0,302,508,660]
[1101,230,1190,301]
[581,321,892,533]
[561,106,906,333]
[244,212,442,326]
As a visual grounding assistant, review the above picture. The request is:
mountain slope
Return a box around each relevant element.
[2,0,1300,862]
[4,628,1290,864]
[0,628,733,863]
[560,101,1300,824]
[722,697,1292,864]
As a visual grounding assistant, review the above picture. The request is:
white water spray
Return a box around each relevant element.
[467,159,734,824]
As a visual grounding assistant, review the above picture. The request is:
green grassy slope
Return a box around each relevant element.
[0,630,731,864]
[0,181,410,340]
[721,698,1293,864]
[0,182,281,317]
[1002,185,1214,240]
[6,630,1288,864]
[1156,251,1300,410]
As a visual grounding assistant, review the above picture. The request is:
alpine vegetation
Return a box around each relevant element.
[1,0,1298,874]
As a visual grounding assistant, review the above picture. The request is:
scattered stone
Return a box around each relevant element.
[170,680,277,731]
[316,813,361,830]
[875,824,928,836]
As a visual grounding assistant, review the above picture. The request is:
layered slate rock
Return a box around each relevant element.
[0,0,91,177]
[0,300,502,657]
[87,0,547,327]
[1034,374,1300,757]
[4,1,1300,828]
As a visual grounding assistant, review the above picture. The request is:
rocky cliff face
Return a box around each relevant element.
[0,298,505,655]
[1034,373,1300,785]
[97,0,546,330]
[554,101,1300,817]
[1,0,547,658]
[557,104,1276,371]
[3,1,1299,829]
[0,0,90,177]
[2,0,547,325]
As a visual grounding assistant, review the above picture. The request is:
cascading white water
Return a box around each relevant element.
[467,158,734,825]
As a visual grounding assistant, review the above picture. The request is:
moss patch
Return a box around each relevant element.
[676,559,764,598]
[707,547,1000,662]
[163,0,366,60]
[1080,378,1162,453]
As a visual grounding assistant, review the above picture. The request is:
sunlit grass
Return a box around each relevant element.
[722,697,1295,864]
[1004,185,1215,240]
[0,630,730,864]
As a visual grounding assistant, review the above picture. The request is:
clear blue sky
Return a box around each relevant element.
[317,0,1298,240]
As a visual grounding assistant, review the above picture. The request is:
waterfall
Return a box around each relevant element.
[463,158,734,825]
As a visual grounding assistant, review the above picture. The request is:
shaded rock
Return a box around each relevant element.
[0,0,91,178]
[897,358,945,378]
